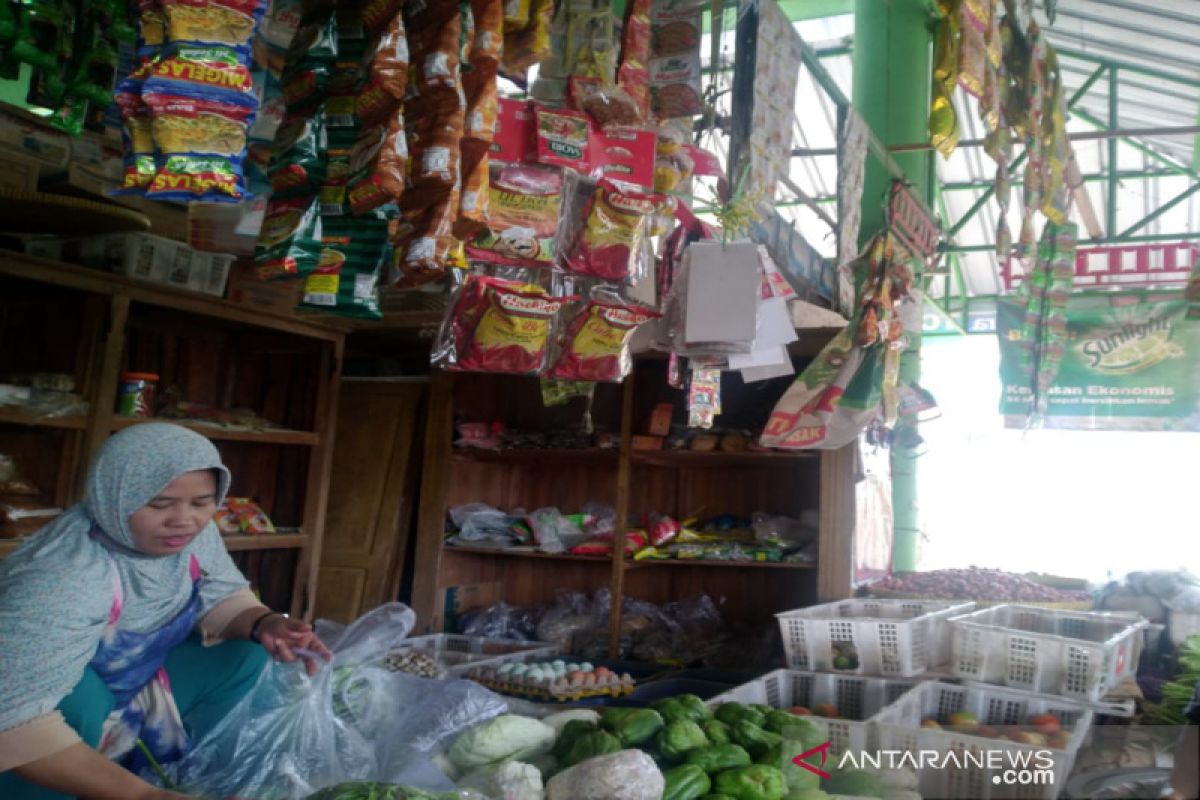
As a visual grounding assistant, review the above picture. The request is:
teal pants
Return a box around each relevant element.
[0,636,267,800]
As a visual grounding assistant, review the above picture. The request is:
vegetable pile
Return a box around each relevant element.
[871,568,1091,603]
[1144,635,1200,725]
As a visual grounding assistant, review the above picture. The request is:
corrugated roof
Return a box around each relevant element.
[777,1,1200,300]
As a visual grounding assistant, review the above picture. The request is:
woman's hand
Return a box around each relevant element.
[256,614,333,676]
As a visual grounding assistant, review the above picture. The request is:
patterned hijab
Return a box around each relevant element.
[0,423,251,733]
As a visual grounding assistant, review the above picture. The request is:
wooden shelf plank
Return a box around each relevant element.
[221,532,308,551]
[0,531,309,558]
[445,544,612,564]
[631,450,819,468]
[450,448,619,465]
[0,251,342,342]
[0,407,88,430]
[625,558,817,570]
[111,417,320,446]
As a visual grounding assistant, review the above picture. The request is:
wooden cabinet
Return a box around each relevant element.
[0,253,344,618]
[409,341,857,657]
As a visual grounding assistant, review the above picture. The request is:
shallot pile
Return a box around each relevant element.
[871,568,1092,602]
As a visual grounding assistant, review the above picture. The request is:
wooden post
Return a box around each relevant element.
[817,443,857,602]
[81,294,131,469]
[292,335,345,619]
[607,376,636,658]
[409,371,456,633]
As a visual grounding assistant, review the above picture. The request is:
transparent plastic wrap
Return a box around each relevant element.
[535,591,596,652]
[319,602,417,659]
[544,749,663,800]
[448,503,525,543]
[546,286,658,383]
[459,602,544,640]
[751,512,818,548]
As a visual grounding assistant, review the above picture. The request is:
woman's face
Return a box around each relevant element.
[128,470,219,555]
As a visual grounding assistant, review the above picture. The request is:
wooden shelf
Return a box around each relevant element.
[221,532,308,551]
[0,532,309,558]
[0,251,341,342]
[626,558,817,570]
[450,448,619,465]
[445,544,612,563]
[0,407,88,430]
[111,417,321,446]
[631,449,819,468]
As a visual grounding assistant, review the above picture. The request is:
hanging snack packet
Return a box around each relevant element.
[649,52,702,119]
[405,0,463,99]
[394,185,459,287]
[319,126,359,216]
[617,0,651,117]
[254,194,323,278]
[143,90,256,202]
[299,215,388,318]
[362,0,405,37]
[560,176,655,282]
[457,151,491,237]
[569,77,642,128]
[113,62,157,194]
[650,0,702,58]
[406,100,465,191]
[145,42,257,103]
[550,297,658,382]
[161,0,263,50]
[535,106,592,172]
[463,73,499,143]
[501,0,551,75]
[502,0,530,33]
[137,0,168,58]
[470,0,503,64]
[346,115,408,215]
[356,12,408,125]
[467,163,562,267]
[441,276,572,374]
[268,112,326,195]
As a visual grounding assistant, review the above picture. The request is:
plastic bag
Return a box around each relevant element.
[449,503,525,543]
[467,164,563,268]
[320,602,416,658]
[548,293,657,382]
[458,602,543,641]
[159,658,378,799]
[751,512,816,548]
[525,507,588,554]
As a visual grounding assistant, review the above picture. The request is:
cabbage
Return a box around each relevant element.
[457,760,544,800]
[448,715,556,771]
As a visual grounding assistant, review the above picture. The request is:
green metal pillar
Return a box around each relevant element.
[852,0,933,573]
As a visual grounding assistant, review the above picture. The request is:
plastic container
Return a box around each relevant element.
[873,680,1096,800]
[948,605,1148,703]
[116,372,158,417]
[390,634,558,676]
[705,669,921,757]
[624,677,733,706]
[776,599,975,676]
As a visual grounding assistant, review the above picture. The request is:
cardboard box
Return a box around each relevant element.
[632,435,664,451]
[647,403,673,436]
[225,262,305,315]
[0,151,39,191]
[25,232,232,296]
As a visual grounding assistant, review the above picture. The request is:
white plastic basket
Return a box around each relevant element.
[949,605,1147,703]
[776,599,976,676]
[873,681,1095,800]
[705,669,922,757]
[392,634,559,676]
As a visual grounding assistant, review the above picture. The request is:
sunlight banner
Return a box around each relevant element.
[997,293,1200,431]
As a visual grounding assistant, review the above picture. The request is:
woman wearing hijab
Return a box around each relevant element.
[0,423,332,799]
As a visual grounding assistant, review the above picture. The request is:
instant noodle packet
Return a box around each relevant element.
[113,61,157,194]
[442,275,573,374]
[467,163,562,267]
[268,111,327,195]
[142,90,256,202]
[549,296,658,382]
[300,214,388,319]
[161,0,263,50]
[560,176,655,281]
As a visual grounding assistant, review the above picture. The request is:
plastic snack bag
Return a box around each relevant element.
[161,0,263,50]
[355,12,408,125]
[254,194,323,278]
[142,89,256,202]
[467,163,563,268]
[549,295,658,382]
[268,111,327,195]
[346,116,408,215]
[299,216,388,319]
[436,275,573,374]
[559,175,655,282]
[113,62,157,194]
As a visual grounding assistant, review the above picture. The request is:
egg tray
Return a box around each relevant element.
[470,677,637,703]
